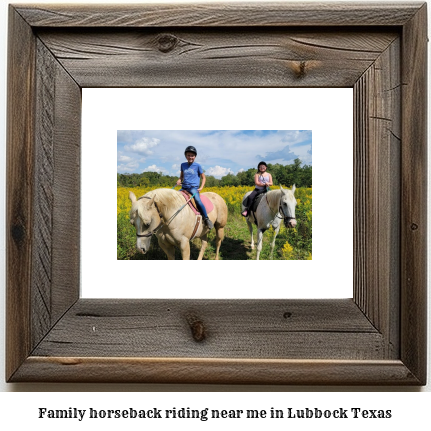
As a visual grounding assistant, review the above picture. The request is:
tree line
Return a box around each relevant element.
[117,158,312,188]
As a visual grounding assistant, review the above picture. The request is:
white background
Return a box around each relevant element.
[0,0,430,423]
[81,87,353,299]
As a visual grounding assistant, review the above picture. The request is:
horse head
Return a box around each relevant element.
[279,185,297,228]
[129,191,161,254]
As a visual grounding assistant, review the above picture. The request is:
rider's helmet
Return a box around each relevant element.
[258,161,267,169]
[184,146,197,156]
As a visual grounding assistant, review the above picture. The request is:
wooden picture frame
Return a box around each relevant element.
[6,2,427,385]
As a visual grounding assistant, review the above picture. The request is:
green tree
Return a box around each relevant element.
[116,161,312,189]
[220,173,240,187]
[237,168,256,186]
[205,175,220,187]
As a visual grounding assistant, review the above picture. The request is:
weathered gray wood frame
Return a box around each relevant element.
[6,2,427,384]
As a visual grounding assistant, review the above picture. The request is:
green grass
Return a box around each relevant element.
[118,211,310,260]
[118,185,312,260]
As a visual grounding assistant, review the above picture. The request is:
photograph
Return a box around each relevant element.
[80,87,351,300]
[1,0,428,397]
[117,130,312,261]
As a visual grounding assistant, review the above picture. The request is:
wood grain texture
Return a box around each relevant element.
[32,299,382,359]
[32,39,81,346]
[14,2,424,27]
[49,52,81,324]
[353,38,401,358]
[37,29,398,88]
[6,7,36,381]
[12,358,420,385]
[32,40,56,347]
[400,3,428,384]
[6,2,427,385]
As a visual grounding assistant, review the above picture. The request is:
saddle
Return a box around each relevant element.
[179,190,214,240]
[179,190,214,215]
[243,192,266,225]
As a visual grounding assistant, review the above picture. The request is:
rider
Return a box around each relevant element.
[176,146,214,229]
[241,161,273,217]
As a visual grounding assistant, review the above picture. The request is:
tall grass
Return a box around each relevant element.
[117,186,312,260]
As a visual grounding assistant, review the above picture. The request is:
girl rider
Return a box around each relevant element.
[176,146,214,229]
[241,161,273,217]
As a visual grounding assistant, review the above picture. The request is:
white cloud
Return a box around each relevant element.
[143,164,167,174]
[170,164,181,176]
[124,137,160,156]
[117,161,139,173]
[118,130,312,175]
[118,155,133,163]
[206,165,233,178]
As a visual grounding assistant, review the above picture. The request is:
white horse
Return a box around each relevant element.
[242,185,297,260]
[129,188,228,260]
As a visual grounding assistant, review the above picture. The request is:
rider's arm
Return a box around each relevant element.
[198,173,206,191]
[176,171,184,186]
[266,174,273,186]
[254,173,265,187]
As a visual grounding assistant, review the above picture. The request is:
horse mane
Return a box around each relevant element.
[266,189,282,208]
[134,188,185,219]
[266,188,295,209]
[140,188,183,205]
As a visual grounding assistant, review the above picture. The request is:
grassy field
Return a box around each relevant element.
[117,186,312,260]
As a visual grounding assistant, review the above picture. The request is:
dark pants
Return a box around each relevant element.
[244,188,266,210]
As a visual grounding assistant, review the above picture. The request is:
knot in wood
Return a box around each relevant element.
[294,61,307,78]
[11,222,26,245]
[157,34,178,53]
[411,223,418,231]
[186,314,206,342]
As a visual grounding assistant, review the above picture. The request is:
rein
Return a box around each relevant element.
[135,192,196,238]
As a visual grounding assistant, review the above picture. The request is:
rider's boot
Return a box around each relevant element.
[204,217,213,229]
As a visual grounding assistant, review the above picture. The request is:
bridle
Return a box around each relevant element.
[135,225,163,238]
[134,192,193,238]
[134,196,164,238]
[267,194,296,226]
[279,203,296,227]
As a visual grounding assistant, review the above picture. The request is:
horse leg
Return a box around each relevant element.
[214,227,224,260]
[256,229,264,260]
[246,219,254,249]
[269,224,281,259]
[197,234,208,260]
[158,238,176,260]
[180,237,191,260]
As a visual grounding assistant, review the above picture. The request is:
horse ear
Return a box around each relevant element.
[148,194,156,207]
[129,191,137,203]
[291,184,296,194]
[279,185,285,194]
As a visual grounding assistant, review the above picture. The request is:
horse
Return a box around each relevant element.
[242,185,297,260]
[129,188,228,260]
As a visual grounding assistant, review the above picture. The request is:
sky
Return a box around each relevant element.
[117,130,312,178]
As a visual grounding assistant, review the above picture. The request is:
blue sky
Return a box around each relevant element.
[117,130,312,178]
